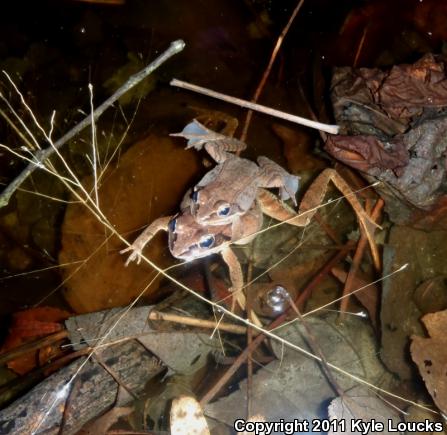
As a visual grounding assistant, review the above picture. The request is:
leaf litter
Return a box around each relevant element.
[0,35,447,435]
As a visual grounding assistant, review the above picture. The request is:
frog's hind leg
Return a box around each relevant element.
[257,156,300,206]
[171,120,247,163]
[307,169,380,269]
[257,168,381,269]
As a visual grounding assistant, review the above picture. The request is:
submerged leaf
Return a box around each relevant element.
[328,386,401,435]
[411,309,447,414]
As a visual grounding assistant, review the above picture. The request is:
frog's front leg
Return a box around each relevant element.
[220,247,246,311]
[120,216,172,266]
[220,247,262,327]
[257,156,300,206]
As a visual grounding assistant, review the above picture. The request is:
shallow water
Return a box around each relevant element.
[0,0,446,429]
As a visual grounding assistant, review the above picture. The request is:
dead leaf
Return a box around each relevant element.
[0,307,70,374]
[328,386,401,435]
[205,315,391,424]
[411,309,447,414]
[381,226,447,379]
[59,135,200,313]
[325,134,408,176]
[326,116,447,223]
[378,54,447,120]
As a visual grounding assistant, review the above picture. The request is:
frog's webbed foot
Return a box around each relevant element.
[170,119,216,150]
[120,216,172,267]
[257,156,300,206]
[220,247,262,327]
[171,120,247,163]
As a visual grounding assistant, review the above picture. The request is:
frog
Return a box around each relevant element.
[121,170,380,314]
[121,201,263,315]
[171,119,379,266]
[122,115,380,318]
[171,120,300,235]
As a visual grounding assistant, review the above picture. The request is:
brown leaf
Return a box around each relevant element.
[411,309,447,414]
[0,307,70,374]
[328,386,400,435]
[60,135,201,313]
[325,134,408,176]
[378,54,447,120]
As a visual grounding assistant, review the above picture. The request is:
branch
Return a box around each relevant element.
[0,39,185,208]
[170,78,340,135]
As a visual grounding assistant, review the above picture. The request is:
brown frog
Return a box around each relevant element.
[121,173,379,312]
[121,202,263,313]
[172,120,300,234]
[122,117,379,313]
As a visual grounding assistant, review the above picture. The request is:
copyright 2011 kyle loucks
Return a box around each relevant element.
[233,418,444,434]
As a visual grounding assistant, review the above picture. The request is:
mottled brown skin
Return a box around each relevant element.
[120,203,263,315]
[121,168,379,315]
[122,118,379,317]
[174,120,300,233]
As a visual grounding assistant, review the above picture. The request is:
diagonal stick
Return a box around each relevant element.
[170,78,339,134]
[0,39,185,208]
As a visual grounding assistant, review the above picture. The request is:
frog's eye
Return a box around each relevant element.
[199,234,215,249]
[217,203,231,217]
[191,189,199,203]
[168,218,177,233]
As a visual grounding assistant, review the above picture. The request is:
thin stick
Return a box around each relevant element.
[148,310,246,334]
[296,241,354,310]
[0,39,185,207]
[0,330,69,366]
[170,78,339,135]
[339,198,383,317]
[288,298,345,398]
[240,0,306,141]
[200,243,351,406]
[353,24,368,68]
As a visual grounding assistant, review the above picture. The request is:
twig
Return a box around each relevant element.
[148,310,246,334]
[0,330,69,366]
[199,243,352,406]
[94,354,138,400]
[296,241,355,310]
[339,198,383,318]
[245,241,257,419]
[0,348,90,406]
[0,39,185,207]
[353,24,369,68]
[200,326,266,406]
[288,297,345,398]
[240,0,306,141]
[58,377,80,435]
[170,79,339,135]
